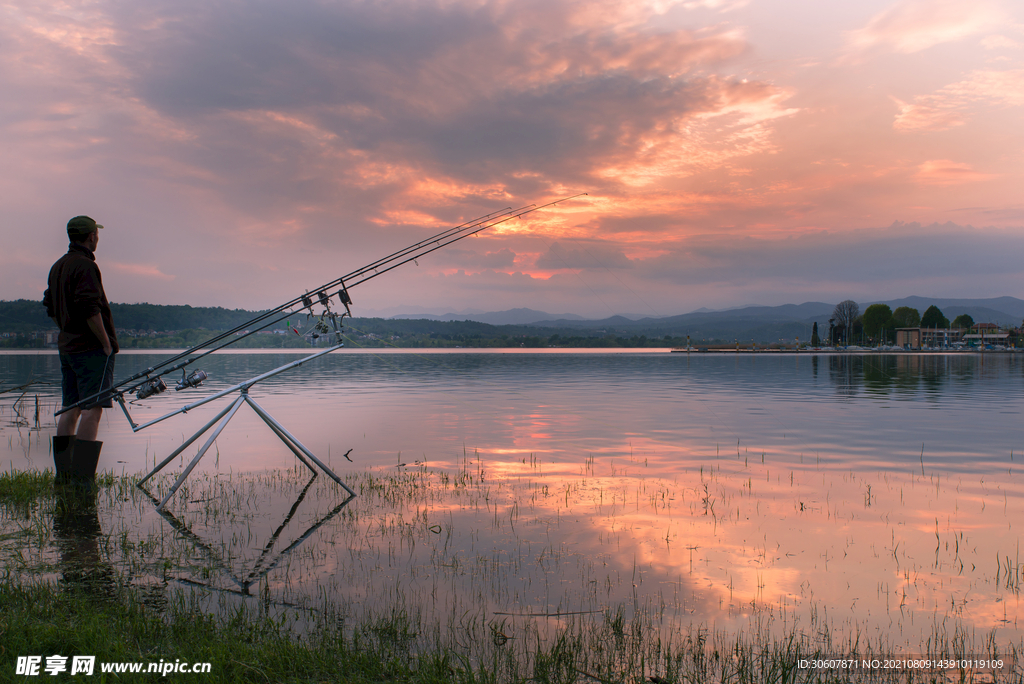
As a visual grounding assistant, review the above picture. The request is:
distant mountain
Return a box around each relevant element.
[261,294,1023,341]
[530,302,836,329]
[4,295,1020,344]
[390,307,588,325]
[363,305,486,318]
[523,297,1024,341]
[870,296,1024,325]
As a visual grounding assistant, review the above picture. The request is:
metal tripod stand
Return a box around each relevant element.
[132,343,355,510]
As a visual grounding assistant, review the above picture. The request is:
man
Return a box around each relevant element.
[43,216,119,482]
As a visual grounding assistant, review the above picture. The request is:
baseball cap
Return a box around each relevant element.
[67,216,104,239]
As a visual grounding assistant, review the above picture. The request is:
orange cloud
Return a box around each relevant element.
[2,0,1022,314]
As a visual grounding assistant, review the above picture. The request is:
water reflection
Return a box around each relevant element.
[137,477,354,598]
[3,351,1024,652]
[837,354,1011,397]
[52,485,116,601]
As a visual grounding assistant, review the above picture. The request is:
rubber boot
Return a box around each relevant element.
[53,435,77,484]
[70,439,103,482]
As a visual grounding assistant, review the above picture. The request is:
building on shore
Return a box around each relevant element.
[961,322,1011,346]
[896,328,964,349]
[897,323,1015,349]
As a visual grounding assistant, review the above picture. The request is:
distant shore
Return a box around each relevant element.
[671,346,1019,353]
[1,346,1018,356]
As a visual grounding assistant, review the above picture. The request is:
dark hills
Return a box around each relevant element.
[2,296,1021,345]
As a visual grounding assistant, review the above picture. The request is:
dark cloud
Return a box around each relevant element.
[636,223,1024,287]
[0,0,780,273]
[97,0,756,202]
[116,3,418,112]
[407,222,1024,316]
[413,74,719,183]
[535,241,634,269]
[594,212,695,235]
[478,248,517,269]
[432,246,517,269]
[12,0,1016,315]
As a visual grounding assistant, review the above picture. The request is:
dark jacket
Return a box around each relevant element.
[43,243,119,354]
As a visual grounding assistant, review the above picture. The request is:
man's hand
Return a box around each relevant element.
[85,313,113,356]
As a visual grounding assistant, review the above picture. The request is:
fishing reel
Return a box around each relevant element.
[135,368,208,399]
[135,377,167,400]
[301,281,352,344]
[175,369,209,391]
[310,313,345,343]
[302,282,352,318]
[336,284,352,317]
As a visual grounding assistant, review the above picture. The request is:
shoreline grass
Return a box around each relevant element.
[5,574,1021,683]
[3,469,1023,683]
[1,578,479,683]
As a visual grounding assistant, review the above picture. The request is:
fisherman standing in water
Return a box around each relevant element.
[43,216,119,482]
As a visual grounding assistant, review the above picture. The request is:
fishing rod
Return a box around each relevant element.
[56,193,586,415]
[122,192,587,509]
[88,205,520,401]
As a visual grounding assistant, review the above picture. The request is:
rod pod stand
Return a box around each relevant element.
[137,344,356,510]
[138,474,354,596]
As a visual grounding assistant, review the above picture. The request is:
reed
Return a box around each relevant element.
[2,467,1023,683]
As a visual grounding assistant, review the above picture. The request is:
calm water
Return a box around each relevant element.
[3,350,1024,653]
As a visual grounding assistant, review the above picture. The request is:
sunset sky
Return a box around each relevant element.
[2,0,1022,318]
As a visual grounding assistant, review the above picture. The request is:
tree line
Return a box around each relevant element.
[826,300,980,346]
[0,299,266,335]
[0,298,1011,350]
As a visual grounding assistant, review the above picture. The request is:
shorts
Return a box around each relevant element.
[60,349,116,410]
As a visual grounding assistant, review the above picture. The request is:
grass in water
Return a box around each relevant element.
[2,469,1022,683]
[5,576,1019,683]
[0,469,54,518]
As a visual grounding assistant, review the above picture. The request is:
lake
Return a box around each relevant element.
[2,349,1023,660]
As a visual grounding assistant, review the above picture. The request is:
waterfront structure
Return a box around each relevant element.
[896,327,964,349]
[962,322,1011,347]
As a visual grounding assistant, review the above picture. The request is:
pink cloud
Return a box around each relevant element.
[981,35,1022,50]
[914,160,995,185]
[849,0,1004,54]
[107,262,176,281]
[892,97,967,132]
[893,69,1024,131]
[2,0,1023,314]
